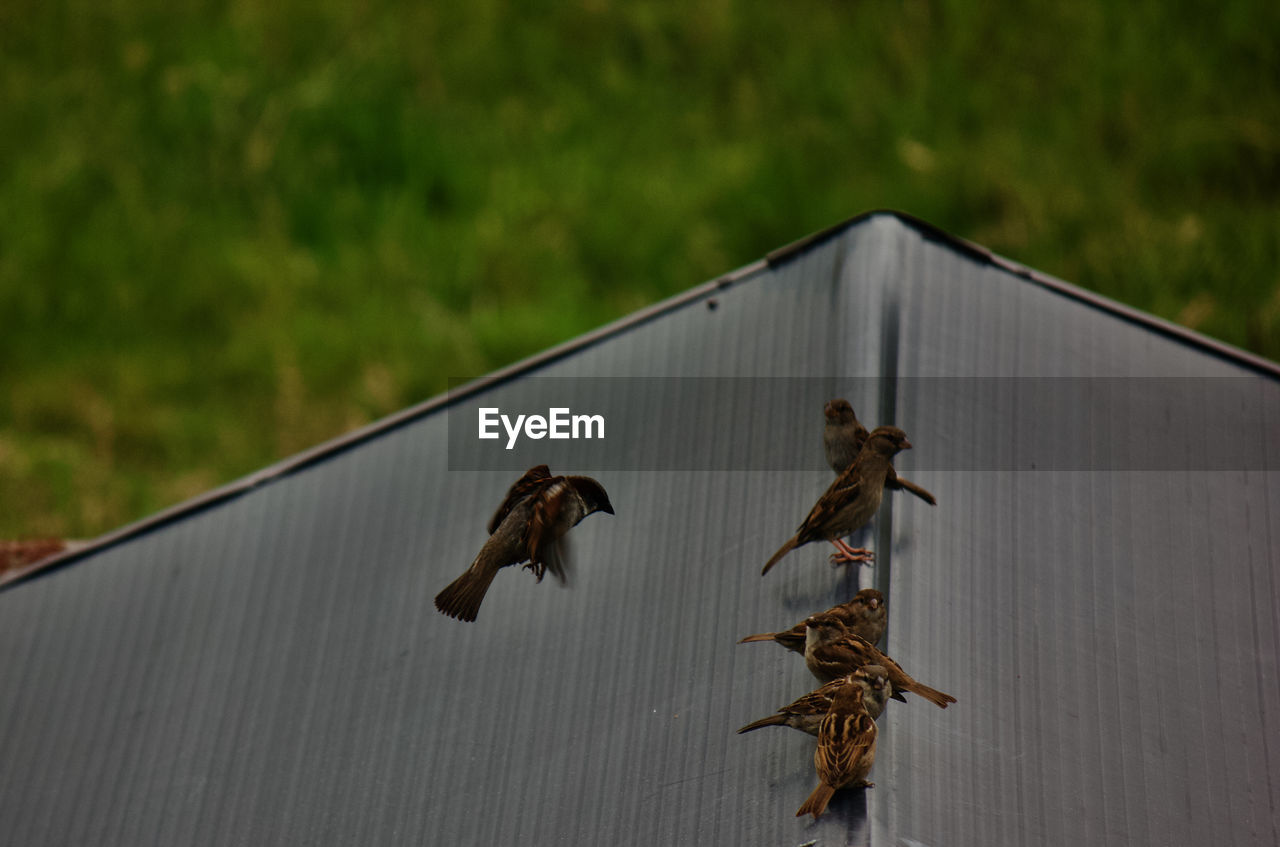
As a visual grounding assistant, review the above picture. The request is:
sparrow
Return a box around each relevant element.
[821,399,870,473]
[737,588,887,651]
[486,463,553,534]
[804,613,956,708]
[737,664,892,735]
[795,677,878,819]
[762,426,913,575]
[434,466,614,622]
[824,399,936,506]
[850,664,893,719]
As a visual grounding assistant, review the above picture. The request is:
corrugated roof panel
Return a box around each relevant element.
[1,212,1277,845]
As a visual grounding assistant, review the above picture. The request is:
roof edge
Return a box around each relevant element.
[7,209,1276,589]
[0,253,770,589]
[868,211,1280,380]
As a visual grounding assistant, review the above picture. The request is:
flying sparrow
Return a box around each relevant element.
[804,613,956,708]
[795,677,878,819]
[762,426,913,575]
[738,588,887,651]
[434,466,614,622]
[824,399,936,506]
[737,664,893,735]
[486,463,553,534]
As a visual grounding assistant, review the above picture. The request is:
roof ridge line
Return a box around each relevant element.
[8,209,1276,589]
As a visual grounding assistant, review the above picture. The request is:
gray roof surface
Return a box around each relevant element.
[2,211,1278,845]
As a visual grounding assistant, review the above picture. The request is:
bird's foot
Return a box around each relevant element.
[829,538,874,566]
[829,551,874,567]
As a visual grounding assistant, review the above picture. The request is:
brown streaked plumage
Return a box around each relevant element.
[804,613,956,708]
[434,467,614,622]
[824,399,937,506]
[737,665,892,736]
[795,678,878,819]
[738,588,887,651]
[486,464,553,534]
[762,426,913,575]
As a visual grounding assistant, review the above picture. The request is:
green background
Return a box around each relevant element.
[2,0,1277,539]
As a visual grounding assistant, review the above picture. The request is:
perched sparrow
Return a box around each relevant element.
[737,665,893,735]
[821,399,870,473]
[434,466,614,622]
[851,664,893,719]
[762,426,913,575]
[824,399,936,506]
[738,588,887,651]
[804,613,956,708]
[795,678,878,819]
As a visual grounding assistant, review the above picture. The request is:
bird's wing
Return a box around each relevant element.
[784,680,841,716]
[488,465,554,534]
[527,479,576,584]
[797,472,864,538]
[817,710,876,783]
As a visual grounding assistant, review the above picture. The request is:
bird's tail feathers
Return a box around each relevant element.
[736,714,787,734]
[895,477,937,506]
[906,681,956,709]
[795,783,836,819]
[434,567,498,622]
[761,536,798,575]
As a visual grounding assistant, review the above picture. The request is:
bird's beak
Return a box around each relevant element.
[902,439,913,450]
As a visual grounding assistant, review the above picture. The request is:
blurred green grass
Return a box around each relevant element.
[1,0,1277,539]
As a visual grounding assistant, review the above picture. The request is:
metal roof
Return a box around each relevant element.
[2,211,1278,845]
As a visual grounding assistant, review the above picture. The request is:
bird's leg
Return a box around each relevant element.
[828,537,875,565]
